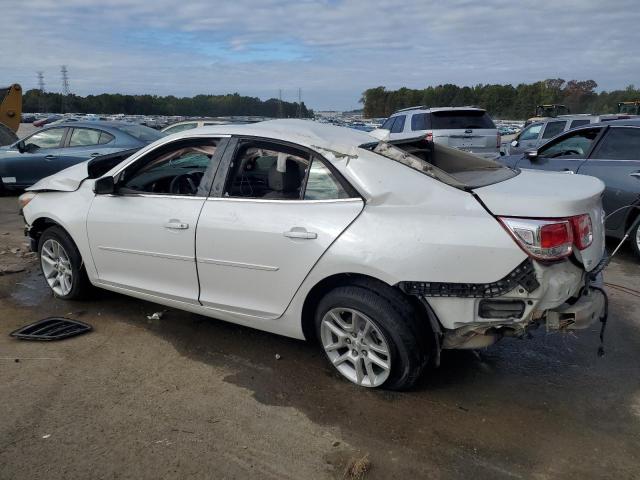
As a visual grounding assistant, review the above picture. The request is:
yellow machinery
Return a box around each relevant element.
[618,101,640,115]
[0,84,22,146]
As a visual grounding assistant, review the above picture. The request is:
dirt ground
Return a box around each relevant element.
[0,194,639,480]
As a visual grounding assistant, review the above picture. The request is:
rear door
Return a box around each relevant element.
[516,127,602,174]
[196,138,363,318]
[540,120,567,142]
[432,110,498,157]
[577,126,640,232]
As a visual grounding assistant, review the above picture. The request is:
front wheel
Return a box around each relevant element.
[315,285,428,390]
[38,226,90,300]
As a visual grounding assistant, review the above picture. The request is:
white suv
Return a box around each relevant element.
[371,106,501,159]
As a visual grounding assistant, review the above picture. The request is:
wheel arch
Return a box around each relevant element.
[300,272,441,354]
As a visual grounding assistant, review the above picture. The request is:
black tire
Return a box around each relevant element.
[315,284,430,390]
[38,226,91,300]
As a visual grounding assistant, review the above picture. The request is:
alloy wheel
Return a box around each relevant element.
[320,307,391,387]
[41,239,73,297]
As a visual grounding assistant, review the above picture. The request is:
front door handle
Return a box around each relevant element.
[164,220,189,230]
[90,152,101,157]
[44,155,55,161]
[563,168,574,174]
[284,227,317,239]
[630,172,640,178]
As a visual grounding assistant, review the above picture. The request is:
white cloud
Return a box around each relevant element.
[1,0,639,109]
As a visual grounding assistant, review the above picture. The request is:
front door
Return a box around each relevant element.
[87,136,225,303]
[516,127,603,173]
[196,138,363,318]
[577,126,640,232]
[6,127,67,187]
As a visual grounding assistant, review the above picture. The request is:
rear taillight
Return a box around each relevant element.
[425,132,433,142]
[496,133,501,148]
[569,213,593,250]
[499,214,594,261]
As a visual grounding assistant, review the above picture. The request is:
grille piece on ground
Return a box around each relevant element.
[10,317,92,341]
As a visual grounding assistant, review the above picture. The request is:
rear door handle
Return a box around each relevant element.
[630,172,640,178]
[164,220,189,230]
[90,152,101,157]
[284,227,317,240]
[44,155,55,161]
[563,168,575,174]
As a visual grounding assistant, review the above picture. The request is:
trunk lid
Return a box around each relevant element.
[473,169,606,271]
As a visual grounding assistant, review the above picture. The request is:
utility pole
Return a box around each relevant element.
[37,71,45,113]
[297,88,302,118]
[60,65,70,113]
[278,89,284,119]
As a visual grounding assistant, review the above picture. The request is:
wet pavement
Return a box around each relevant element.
[0,195,639,479]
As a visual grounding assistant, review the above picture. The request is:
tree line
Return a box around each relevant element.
[23,90,313,118]
[360,80,640,119]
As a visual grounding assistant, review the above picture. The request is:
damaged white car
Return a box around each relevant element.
[20,119,607,389]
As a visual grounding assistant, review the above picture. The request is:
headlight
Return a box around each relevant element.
[18,192,37,209]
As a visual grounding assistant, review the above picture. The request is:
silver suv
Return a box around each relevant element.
[370,106,500,159]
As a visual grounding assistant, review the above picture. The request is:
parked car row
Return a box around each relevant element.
[20,120,607,390]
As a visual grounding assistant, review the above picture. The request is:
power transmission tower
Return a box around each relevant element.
[37,71,45,113]
[278,89,284,118]
[60,65,70,113]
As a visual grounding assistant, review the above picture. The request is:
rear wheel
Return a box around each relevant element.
[38,226,90,300]
[315,285,429,390]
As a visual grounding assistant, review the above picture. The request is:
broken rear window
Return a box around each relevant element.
[363,138,518,189]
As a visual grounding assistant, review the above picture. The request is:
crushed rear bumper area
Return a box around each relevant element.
[545,285,606,331]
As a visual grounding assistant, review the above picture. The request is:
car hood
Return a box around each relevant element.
[473,169,606,271]
[27,161,91,192]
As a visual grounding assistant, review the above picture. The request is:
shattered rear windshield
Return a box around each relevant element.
[362,139,518,189]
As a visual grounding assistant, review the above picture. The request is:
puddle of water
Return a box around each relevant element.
[11,269,50,307]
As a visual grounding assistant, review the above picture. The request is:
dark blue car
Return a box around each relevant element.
[0,121,165,191]
[499,119,640,259]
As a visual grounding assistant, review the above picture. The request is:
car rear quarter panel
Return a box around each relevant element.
[283,150,527,333]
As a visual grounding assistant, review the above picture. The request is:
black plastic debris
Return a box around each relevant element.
[10,317,92,341]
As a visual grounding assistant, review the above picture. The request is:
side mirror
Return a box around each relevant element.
[16,140,26,153]
[94,176,115,195]
[510,139,519,148]
[524,149,539,160]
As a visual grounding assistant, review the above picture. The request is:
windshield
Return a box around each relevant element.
[365,139,518,189]
[117,123,166,142]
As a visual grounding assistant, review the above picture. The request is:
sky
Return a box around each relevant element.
[2,0,639,110]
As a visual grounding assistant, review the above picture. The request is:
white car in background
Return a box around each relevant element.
[370,106,501,159]
[20,120,606,389]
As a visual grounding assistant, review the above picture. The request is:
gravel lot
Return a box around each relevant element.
[0,187,639,478]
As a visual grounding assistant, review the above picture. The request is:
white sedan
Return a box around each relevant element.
[20,120,607,389]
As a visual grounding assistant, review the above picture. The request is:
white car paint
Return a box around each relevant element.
[23,119,605,342]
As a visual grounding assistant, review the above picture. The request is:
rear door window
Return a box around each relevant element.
[542,121,567,139]
[411,113,431,131]
[590,127,640,160]
[390,115,406,133]
[430,110,495,129]
[69,128,102,147]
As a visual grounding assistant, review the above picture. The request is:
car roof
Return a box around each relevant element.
[176,119,374,156]
[392,106,486,115]
[52,120,138,129]
[590,118,640,128]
